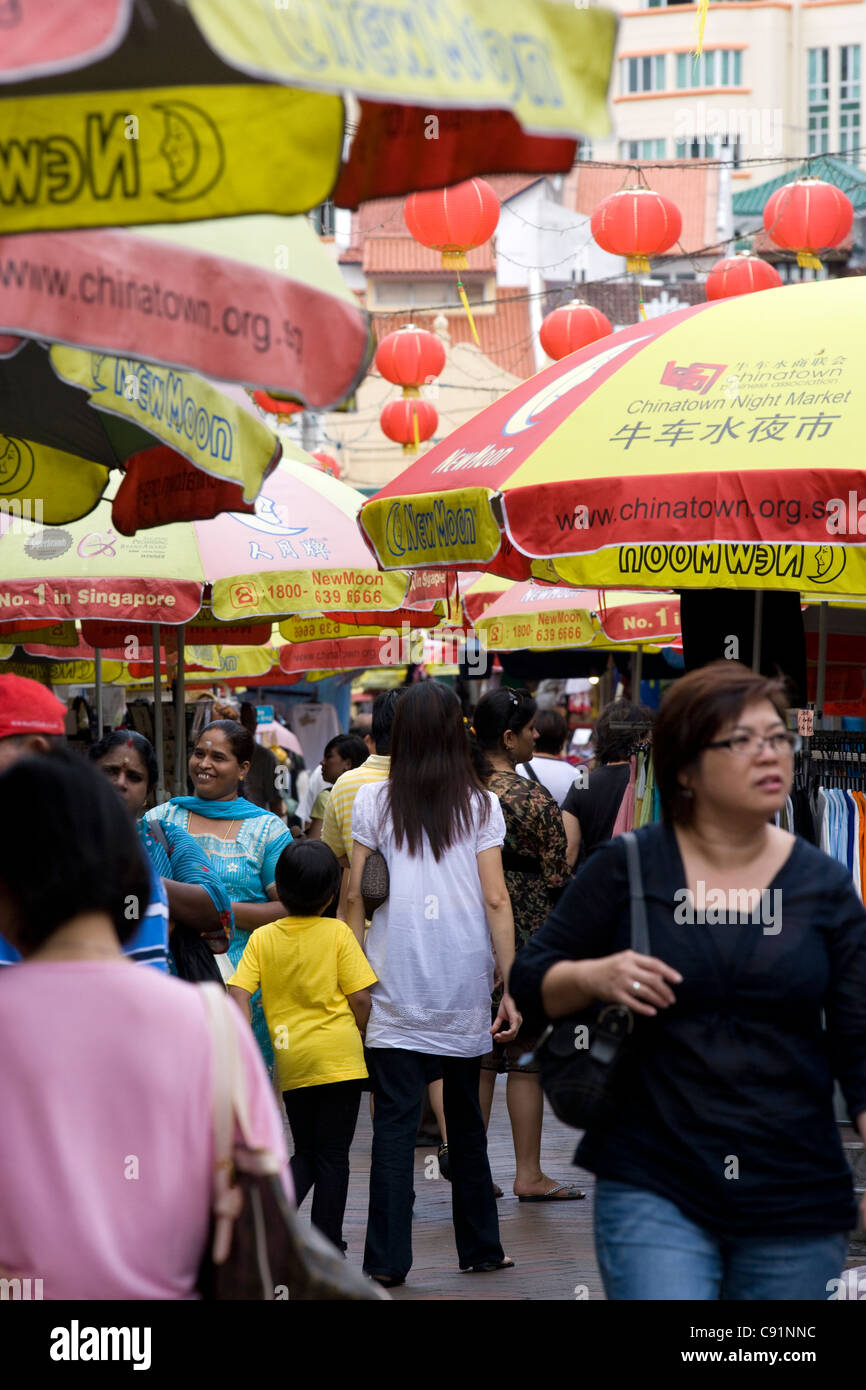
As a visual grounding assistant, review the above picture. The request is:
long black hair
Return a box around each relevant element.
[386,683,487,861]
[89,730,158,791]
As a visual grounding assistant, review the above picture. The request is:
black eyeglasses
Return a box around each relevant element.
[704,731,801,758]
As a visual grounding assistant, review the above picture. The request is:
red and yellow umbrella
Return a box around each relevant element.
[1,0,616,219]
[360,277,866,597]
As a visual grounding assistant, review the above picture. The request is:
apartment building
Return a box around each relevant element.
[593,1,863,185]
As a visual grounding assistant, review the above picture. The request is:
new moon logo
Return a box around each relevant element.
[153,101,225,203]
[807,544,847,586]
[0,436,34,495]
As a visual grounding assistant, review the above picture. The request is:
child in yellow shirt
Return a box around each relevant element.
[228,839,376,1253]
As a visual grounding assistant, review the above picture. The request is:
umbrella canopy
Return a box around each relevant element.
[0,0,616,217]
[360,278,866,596]
[0,457,438,626]
[0,219,370,405]
[0,338,283,525]
[473,582,681,651]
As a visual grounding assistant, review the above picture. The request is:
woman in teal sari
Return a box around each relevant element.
[145,719,291,1068]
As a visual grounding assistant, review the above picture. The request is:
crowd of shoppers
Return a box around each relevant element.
[1,666,864,1302]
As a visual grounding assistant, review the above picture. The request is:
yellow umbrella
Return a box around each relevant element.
[361,278,866,597]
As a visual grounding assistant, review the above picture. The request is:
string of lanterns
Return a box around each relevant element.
[373,171,856,450]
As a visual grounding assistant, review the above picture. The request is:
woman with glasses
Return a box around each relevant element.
[510,661,866,1301]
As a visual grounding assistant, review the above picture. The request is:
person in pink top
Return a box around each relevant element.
[0,752,290,1301]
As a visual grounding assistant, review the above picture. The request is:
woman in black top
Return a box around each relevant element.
[562,700,651,871]
[510,661,866,1300]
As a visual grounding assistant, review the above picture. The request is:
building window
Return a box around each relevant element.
[840,45,861,159]
[808,48,829,154]
[577,139,594,161]
[676,49,742,89]
[309,200,335,237]
[621,55,666,94]
[675,134,741,166]
[619,139,667,159]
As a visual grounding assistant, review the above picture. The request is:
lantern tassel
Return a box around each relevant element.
[457,279,480,346]
[693,0,709,56]
[413,405,420,449]
[796,251,823,270]
[638,295,648,323]
[626,254,651,274]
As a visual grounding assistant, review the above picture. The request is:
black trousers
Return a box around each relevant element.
[282,1079,363,1251]
[363,1048,503,1280]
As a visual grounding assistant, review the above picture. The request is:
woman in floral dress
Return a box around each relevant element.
[473,689,580,1202]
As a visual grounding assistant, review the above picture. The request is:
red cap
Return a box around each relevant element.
[0,674,67,741]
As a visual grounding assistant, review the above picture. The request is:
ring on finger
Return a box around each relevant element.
[632,980,641,993]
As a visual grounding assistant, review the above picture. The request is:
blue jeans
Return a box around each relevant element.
[594,1179,848,1300]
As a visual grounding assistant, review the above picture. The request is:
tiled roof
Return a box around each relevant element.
[750,226,853,261]
[732,156,866,216]
[362,236,496,274]
[565,163,720,257]
[373,287,536,378]
[339,179,545,264]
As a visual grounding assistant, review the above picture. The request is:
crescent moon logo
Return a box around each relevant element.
[153,101,225,203]
[228,494,308,541]
[0,436,34,495]
[807,544,847,585]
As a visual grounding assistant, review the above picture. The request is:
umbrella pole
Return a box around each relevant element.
[94,649,104,737]
[816,601,828,727]
[152,624,166,803]
[632,643,643,695]
[751,591,764,674]
[175,625,186,796]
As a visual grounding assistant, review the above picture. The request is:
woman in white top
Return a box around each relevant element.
[347,682,521,1288]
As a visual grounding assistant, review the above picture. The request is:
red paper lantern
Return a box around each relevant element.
[404,178,500,269]
[311,451,340,478]
[705,252,783,300]
[590,187,683,273]
[251,390,303,416]
[380,399,438,453]
[762,177,854,270]
[539,299,613,361]
[375,324,446,397]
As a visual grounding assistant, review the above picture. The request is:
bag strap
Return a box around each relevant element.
[199,983,251,1262]
[521,761,542,786]
[621,831,650,956]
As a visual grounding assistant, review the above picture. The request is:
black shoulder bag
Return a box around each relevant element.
[532,830,648,1130]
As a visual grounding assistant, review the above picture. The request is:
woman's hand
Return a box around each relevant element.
[584,951,682,1018]
[491,992,522,1043]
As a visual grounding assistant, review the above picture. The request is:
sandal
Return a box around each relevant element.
[518,1183,585,1203]
[459,1256,515,1273]
[437,1143,451,1182]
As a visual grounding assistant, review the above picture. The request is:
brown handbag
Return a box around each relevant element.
[360,849,389,918]
[197,984,389,1301]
